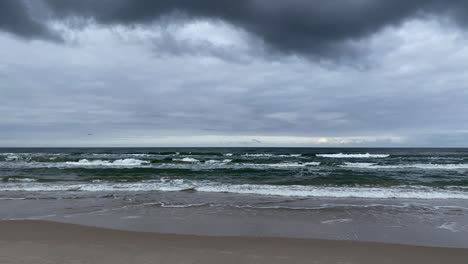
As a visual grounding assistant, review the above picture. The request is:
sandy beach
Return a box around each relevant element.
[0,220,467,264]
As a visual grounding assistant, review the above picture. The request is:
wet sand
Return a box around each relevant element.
[1,220,467,264]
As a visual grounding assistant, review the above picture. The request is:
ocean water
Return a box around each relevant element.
[1,147,468,199]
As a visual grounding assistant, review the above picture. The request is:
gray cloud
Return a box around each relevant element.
[1,16,468,147]
[1,0,467,58]
[42,0,468,59]
[0,0,57,40]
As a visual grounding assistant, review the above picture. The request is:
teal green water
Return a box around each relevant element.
[1,148,468,199]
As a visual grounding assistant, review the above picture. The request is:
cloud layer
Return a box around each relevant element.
[0,0,467,58]
[1,1,468,146]
[0,0,56,40]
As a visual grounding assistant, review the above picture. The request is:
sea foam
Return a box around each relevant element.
[317,153,389,158]
[173,157,200,162]
[2,181,468,199]
[341,162,468,170]
[65,159,149,166]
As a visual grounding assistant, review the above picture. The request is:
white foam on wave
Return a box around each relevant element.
[230,203,415,211]
[0,160,317,170]
[242,153,302,158]
[277,154,302,157]
[5,155,19,161]
[270,162,320,167]
[174,157,200,162]
[65,159,149,166]
[341,162,468,170]
[1,152,64,156]
[0,182,193,192]
[126,154,151,157]
[205,159,220,164]
[112,159,149,166]
[1,153,28,159]
[6,178,37,182]
[91,153,152,158]
[317,153,389,158]
[196,184,468,199]
[340,162,378,168]
[205,159,232,164]
[242,153,274,157]
[0,153,19,156]
[246,162,320,168]
[2,181,468,199]
[154,177,185,185]
[264,163,305,168]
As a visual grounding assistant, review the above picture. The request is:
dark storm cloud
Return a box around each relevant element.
[1,0,468,57]
[43,0,468,58]
[0,0,57,40]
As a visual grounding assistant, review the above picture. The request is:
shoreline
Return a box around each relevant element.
[2,190,468,248]
[1,220,468,264]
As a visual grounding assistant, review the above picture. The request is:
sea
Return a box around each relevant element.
[1,147,468,198]
[1,147,468,247]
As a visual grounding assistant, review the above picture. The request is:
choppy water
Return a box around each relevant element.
[1,148,468,199]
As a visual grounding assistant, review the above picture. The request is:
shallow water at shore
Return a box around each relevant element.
[1,189,468,248]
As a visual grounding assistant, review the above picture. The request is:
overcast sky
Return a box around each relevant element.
[1,0,468,147]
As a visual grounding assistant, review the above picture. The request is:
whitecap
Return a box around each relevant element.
[340,162,378,168]
[277,154,302,157]
[204,159,233,164]
[11,178,37,182]
[341,162,468,170]
[205,159,221,164]
[196,184,468,199]
[317,153,389,158]
[3,181,468,200]
[242,153,274,157]
[174,157,200,162]
[264,163,305,168]
[65,158,149,166]
[247,162,319,168]
[5,155,19,161]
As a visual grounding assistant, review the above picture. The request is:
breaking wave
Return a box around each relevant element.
[65,159,150,166]
[173,157,200,163]
[341,162,468,170]
[1,181,468,199]
[316,153,390,158]
[242,153,302,158]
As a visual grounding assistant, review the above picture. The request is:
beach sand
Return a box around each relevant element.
[1,220,467,264]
